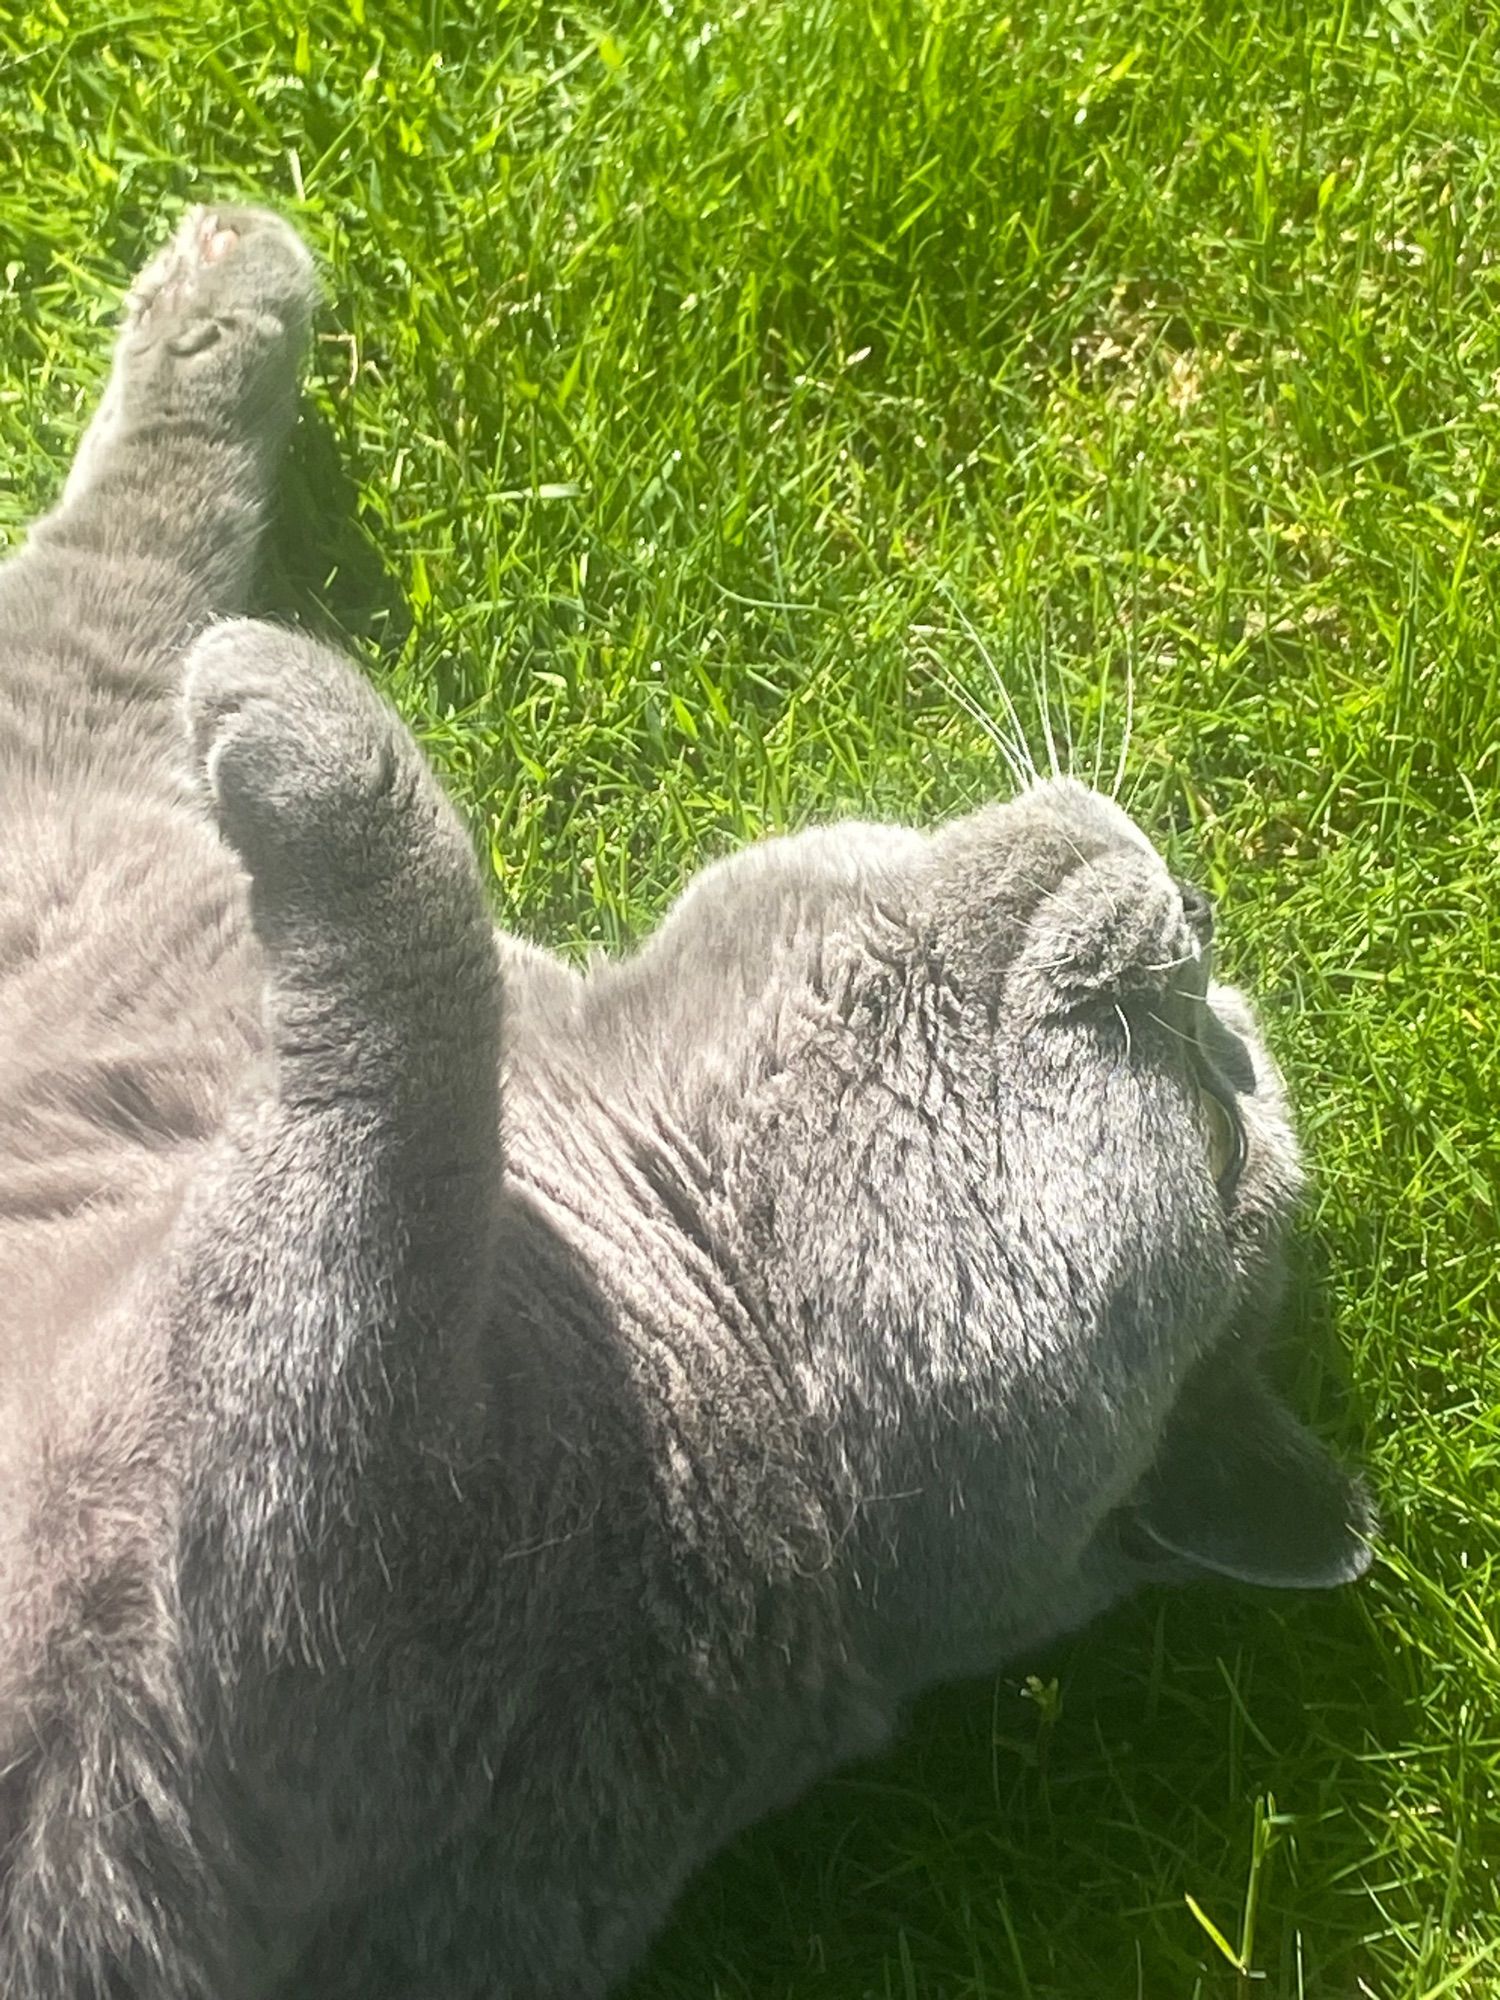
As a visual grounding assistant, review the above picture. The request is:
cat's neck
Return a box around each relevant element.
[488,1073,840,1607]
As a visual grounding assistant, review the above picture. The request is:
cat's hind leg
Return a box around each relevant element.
[0,205,316,790]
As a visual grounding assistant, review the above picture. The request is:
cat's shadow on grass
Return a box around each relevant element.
[628,1245,1403,2000]
[259,404,412,656]
[631,1598,1403,2000]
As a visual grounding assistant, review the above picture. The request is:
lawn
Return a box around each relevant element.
[2,1,1497,1994]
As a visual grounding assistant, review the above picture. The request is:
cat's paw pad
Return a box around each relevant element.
[122,204,317,369]
[127,208,239,327]
[184,620,408,884]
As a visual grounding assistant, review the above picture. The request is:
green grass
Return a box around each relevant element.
[3,0,1498,1993]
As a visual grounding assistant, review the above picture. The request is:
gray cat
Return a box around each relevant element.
[0,205,1372,1999]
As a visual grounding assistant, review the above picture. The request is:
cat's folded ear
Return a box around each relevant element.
[1125,1353,1376,1590]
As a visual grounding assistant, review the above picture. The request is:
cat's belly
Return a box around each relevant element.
[0,775,264,1670]
[0,776,264,1235]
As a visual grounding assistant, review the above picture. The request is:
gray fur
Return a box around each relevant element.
[0,205,1373,1998]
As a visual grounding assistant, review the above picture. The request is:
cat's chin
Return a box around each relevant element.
[1113,1349,1375,1593]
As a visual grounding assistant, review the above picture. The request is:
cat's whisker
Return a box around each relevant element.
[936,581,1041,788]
[985,657,1041,788]
[1113,1002,1133,1063]
[1034,625,1063,784]
[1119,738,1156,826]
[1111,654,1135,803]
[926,661,1032,792]
[1144,1008,1205,1047]
[1138,951,1199,975]
[1089,651,1111,797]
[1048,624,1080,780]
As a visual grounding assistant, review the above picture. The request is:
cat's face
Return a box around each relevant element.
[606,777,1372,1682]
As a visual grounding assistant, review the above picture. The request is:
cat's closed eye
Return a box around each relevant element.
[1197,1070,1245,1196]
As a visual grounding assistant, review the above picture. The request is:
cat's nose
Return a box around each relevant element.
[1174,877,1214,944]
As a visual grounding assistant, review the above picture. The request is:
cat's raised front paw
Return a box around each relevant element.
[78,205,320,463]
[124,204,316,359]
[60,203,318,515]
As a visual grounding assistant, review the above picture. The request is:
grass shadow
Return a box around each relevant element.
[629,1581,1413,2000]
[628,1240,1415,2000]
[256,402,411,659]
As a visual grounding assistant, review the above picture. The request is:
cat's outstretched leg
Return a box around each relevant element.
[0,207,315,779]
[174,617,503,1650]
[1,622,505,1996]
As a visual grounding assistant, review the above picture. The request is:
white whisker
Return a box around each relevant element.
[1113,1003,1133,1064]
[923,657,1031,791]
[1111,653,1134,803]
[1145,1008,1202,1047]
[1090,646,1117,796]
[1138,951,1198,975]
[1035,625,1062,783]
[937,582,1040,786]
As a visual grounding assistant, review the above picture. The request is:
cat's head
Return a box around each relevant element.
[599,777,1373,1680]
